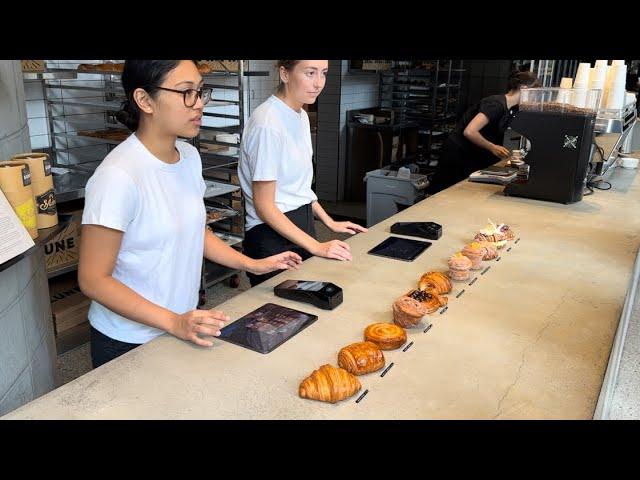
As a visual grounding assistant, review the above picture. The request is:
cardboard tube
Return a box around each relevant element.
[11,153,58,229]
[0,161,38,239]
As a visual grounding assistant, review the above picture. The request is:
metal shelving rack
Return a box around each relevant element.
[31,61,269,290]
[194,61,270,295]
[380,60,465,165]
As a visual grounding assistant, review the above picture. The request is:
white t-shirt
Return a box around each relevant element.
[239,95,318,231]
[82,133,206,344]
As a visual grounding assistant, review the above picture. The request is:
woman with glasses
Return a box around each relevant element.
[79,60,302,368]
[428,70,541,194]
[239,60,368,287]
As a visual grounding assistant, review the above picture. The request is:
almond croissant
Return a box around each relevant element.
[299,364,361,403]
[419,271,452,295]
[338,341,385,375]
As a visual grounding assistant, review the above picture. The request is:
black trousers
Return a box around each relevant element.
[243,203,316,287]
[428,138,496,195]
[90,326,141,369]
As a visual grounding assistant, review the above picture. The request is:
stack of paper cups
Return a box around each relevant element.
[590,66,607,109]
[557,78,573,104]
[601,65,613,108]
[595,60,609,69]
[11,153,58,229]
[560,77,573,89]
[573,62,591,89]
[572,89,588,109]
[588,68,595,87]
[0,161,38,239]
[606,64,627,110]
[612,60,626,67]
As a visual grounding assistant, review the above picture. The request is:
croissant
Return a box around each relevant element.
[418,271,452,294]
[338,341,385,375]
[299,364,361,403]
[406,288,448,313]
[364,323,407,350]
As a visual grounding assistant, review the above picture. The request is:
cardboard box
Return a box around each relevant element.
[55,321,90,355]
[44,210,82,274]
[50,283,91,335]
[21,60,45,72]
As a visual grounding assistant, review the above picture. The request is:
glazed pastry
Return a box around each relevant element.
[474,219,508,247]
[393,295,427,328]
[299,364,361,403]
[473,232,504,243]
[479,242,498,260]
[364,323,407,350]
[406,288,448,313]
[448,252,472,281]
[461,242,486,270]
[474,233,507,249]
[338,341,385,375]
[497,223,516,240]
[418,271,452,294]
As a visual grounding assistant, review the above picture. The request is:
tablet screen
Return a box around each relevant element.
[367,236,431,261]
[217,303,318,354]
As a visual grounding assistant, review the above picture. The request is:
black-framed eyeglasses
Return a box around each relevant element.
[154,86,212,107]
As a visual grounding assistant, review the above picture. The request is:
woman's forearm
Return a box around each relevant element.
[311,201,333,227]
[203,228,255,271]
[79,275,177,334]
[464,130,495,152]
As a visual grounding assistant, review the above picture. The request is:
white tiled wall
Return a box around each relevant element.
[247,60,279,115]
[315,60,380,202]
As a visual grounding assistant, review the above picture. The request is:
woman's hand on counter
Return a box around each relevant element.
[169,309,230,347]
[247,251,303,275]
[312,240,353,261]
[490,144,510,159]
[327,220,368,235]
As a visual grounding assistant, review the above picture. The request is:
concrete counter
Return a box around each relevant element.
[5,168,640,419]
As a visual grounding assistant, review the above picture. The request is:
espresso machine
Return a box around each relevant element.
[504,88,600,204]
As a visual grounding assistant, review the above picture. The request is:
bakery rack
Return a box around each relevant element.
[29,61,269,293]
[379,60,465,166]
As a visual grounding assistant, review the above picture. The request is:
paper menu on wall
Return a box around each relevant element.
[0,188,35,266]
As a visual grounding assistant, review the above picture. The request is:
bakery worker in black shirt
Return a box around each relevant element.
[428,70,540,194]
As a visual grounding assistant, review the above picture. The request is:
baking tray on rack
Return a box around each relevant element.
[206,205,239,224]
[211,231,243,247]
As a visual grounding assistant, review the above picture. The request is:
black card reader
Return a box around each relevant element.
[274,280,343,310]
[390,221,442,240]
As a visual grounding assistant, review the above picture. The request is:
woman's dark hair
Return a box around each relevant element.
[506,70,541,92]
[116,60,198,131]
[276,60,302,94]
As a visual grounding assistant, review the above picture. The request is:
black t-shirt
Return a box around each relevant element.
[449,94,516,157]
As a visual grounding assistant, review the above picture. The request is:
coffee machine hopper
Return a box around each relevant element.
[504,88,600,204]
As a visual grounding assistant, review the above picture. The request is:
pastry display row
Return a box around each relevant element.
[299,322,409,403]
[299,219,517,404]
